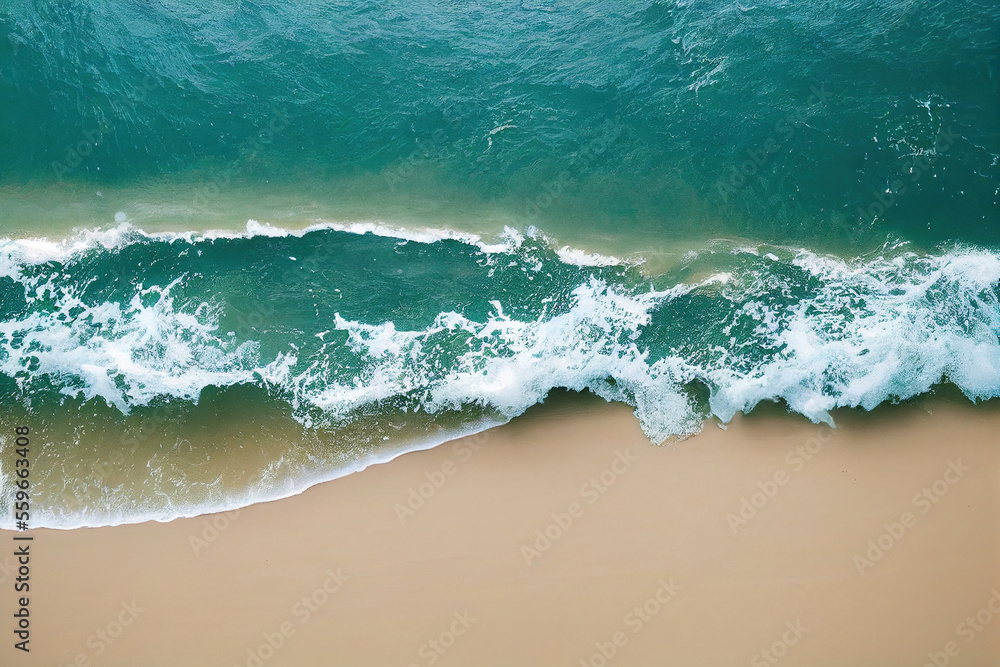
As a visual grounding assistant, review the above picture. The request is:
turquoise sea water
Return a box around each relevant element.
[1,0,998,527]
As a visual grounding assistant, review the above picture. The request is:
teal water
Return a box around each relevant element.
[0,0,998,527]
[2,0,999,248]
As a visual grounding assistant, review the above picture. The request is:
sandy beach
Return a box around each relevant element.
[3,1,999,665]
[2,394,998,667]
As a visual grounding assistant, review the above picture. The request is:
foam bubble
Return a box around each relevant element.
[0,277,267,411]
[3,225,1000,529]
[327,277,705,441]
[0,219,632,272]
[708,247,1000,423]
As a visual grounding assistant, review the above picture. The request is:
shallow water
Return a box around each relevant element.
[1,0,997,527]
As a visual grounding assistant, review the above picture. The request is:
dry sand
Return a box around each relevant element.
[2,394,998,667]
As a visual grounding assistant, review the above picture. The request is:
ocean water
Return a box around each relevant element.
[1,0,998,528]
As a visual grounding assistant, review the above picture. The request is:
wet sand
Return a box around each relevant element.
[2,395,998,667]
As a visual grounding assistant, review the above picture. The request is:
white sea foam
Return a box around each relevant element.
[0,276,279,411]
[2,226,999,529]
[305,247,1000,442]
[555,245,624,267]
[0,219,634,276]
[707,247,1000,424]
[8,416,503,530]
[4,236,998,436]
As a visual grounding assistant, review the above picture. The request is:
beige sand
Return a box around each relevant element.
[2,395,998,667]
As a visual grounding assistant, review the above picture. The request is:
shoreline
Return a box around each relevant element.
[1,395,997,666]
[0,180,934,268]
[9,388,992,532]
